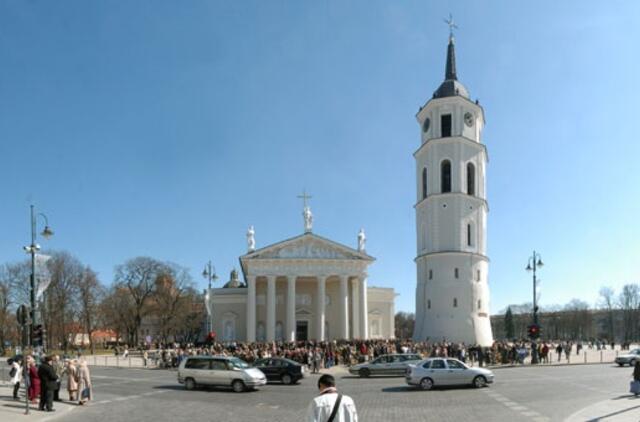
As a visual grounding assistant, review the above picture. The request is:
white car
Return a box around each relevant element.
[405,357,494,390]
[178,356,267,392]
[615,349,640,367]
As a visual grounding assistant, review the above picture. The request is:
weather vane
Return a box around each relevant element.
[444,13,458,40]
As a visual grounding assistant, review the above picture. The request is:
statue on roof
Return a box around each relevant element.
[247,225,256,252]
[303,206,313,233]
[358,228,366,252]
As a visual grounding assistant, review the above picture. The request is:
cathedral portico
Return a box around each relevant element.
[206,200,396,342]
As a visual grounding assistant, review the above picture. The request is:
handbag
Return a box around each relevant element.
[630,381,640,394]
[327,394,343,422]
[81,387,91,399]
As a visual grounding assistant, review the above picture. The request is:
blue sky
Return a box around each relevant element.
[1,1,639,314]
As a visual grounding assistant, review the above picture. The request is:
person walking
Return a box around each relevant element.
[37,356,58,412]
[307,374,358,422]
[26,356,41,405]
[77,360,93,405]
[631,360,640,397]
[9,358,22,400]
[66,360,79,401]
[52,355,64,401]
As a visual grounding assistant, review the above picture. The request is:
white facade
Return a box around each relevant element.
[413,34,494,346]
[209,231,396,342]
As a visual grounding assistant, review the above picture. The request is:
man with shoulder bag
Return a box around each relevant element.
[307,374,358,422]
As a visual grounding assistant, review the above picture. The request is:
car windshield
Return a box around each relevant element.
[228,358,250,369]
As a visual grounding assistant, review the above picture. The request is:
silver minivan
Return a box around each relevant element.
[178,356,267,392]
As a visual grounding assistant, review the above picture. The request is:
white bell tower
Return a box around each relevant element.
[412,26,494,346]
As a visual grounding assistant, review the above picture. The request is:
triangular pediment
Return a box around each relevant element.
[242,233,373,261]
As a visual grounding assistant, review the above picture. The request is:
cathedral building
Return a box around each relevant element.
[412,28,494,346]
[207,206,396,342]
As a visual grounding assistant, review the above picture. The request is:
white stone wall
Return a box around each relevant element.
[413,95,494,347]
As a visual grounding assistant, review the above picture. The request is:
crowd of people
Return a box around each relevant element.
[142,338,621,370]
[8,354,93,411]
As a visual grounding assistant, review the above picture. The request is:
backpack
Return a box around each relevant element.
[9,366,17,378]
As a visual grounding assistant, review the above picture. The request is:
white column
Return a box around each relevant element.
[389,300,396,339]
[246,275,256,342]
[286,275,296,342]
[339,275,349,339]
[351,278,360,338]
[266,275,276,342]
[359,274,368,339]
[316,276,326,341]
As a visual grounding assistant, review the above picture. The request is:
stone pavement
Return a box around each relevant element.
[0,382,76,422]
[565,395,640,422]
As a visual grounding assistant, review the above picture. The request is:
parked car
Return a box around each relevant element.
[615,349,640,367]
[178,356,266,392]
[349,354,423,377]
[405,357,494,390]
[253,357,306,384]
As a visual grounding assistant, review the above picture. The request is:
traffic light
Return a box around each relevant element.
[527,324,541,339]
[32,324,43,347]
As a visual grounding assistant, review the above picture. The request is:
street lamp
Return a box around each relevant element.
[23,205,54,354]
[202,261,218,337]
[526,250,543,364]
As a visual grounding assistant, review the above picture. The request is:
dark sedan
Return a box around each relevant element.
[253,357,306,385]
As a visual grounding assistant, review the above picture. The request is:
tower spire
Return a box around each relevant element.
[443,14,458,81]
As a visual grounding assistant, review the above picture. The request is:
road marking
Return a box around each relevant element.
[91,389,169,406]
[482,389,549,422]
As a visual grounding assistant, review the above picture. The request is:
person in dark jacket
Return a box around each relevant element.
[632,360,640,396]
[38,356,59,412]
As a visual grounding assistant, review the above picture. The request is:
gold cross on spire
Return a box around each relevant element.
[297,189,312,209]
[444,13,458,40]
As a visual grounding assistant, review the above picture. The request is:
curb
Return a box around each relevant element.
[487,362,618,370]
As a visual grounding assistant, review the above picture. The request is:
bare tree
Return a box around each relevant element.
[395,312,415,339]
[619,284,640,342]
[598,286,616,341]
[76,267,104,354]
[43,251,85,351]
[152,264,193,344]
[100,286,136,346]
[114,257,166,346]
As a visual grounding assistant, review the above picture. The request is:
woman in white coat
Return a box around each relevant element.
[9,358,22,400]
[77,361,92,405]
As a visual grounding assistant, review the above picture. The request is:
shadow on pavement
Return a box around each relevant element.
[381,386,422,393]
[612,394,640,400]
[586,404,640,422]
[153,385,259,393]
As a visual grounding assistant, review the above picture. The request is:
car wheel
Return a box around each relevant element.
[473,376,487,388]
[232,379,246,393]
[281,374,292,385]
[419,377,433,391]
[184,378,196,391]
[618,363,624,367]
[359,368,370,378]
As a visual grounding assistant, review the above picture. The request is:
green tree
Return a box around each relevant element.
[504,306,515,339]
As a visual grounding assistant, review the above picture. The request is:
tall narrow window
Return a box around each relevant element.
[467,162,475,195]
[441,114,452,137]
[441,160,451,193]
[429,269,433,280]
[476,270,481,281]
[428,299,431,309]
[454,268,459,278]
[453,298,458,307]
[422,167,428,199]
[477,300,481,310]
[467,223,472,246]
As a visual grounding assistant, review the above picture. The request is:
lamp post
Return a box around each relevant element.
[202,261,218,337]
[23,205,54,355]
[526,250,543,364]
